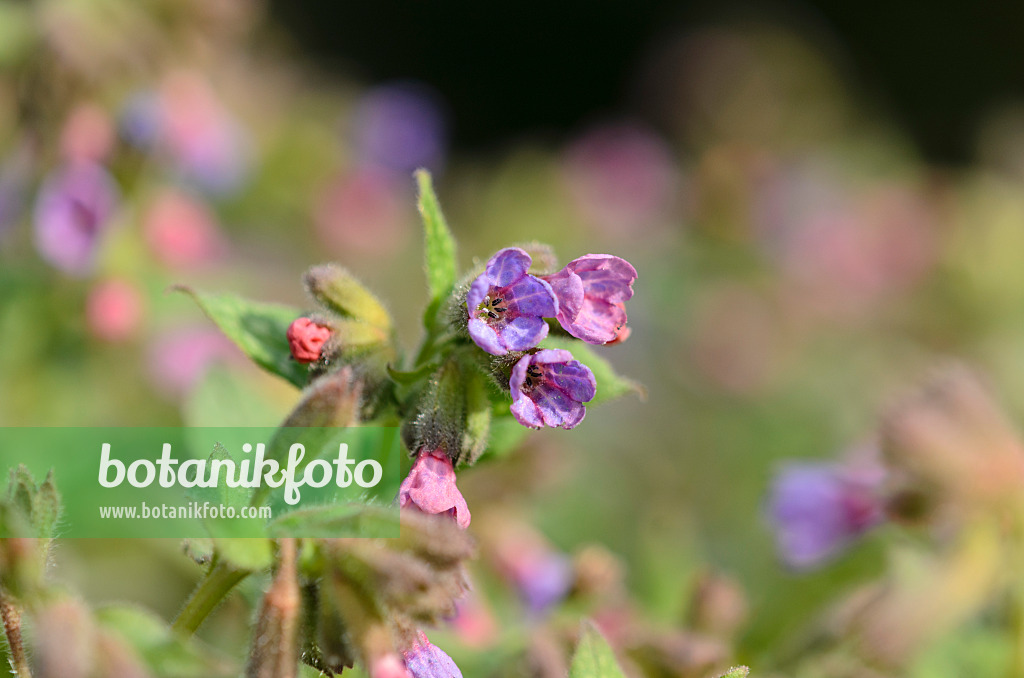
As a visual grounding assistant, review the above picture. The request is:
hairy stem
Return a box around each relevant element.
[0,590,31,678]
[172,559,250,636]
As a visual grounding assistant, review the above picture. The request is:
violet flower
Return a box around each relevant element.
[351,82,447,174]
[543,254,637,345]
[403,632,463,678]
[767,462,885,570]
[399,450,471,529]
[33,162,119,276]
[510,349,596,430]
[467,248,558,355]
[507,548,574,616]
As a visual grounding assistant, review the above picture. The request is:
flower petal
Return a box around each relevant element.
[566,297,628,344]
[485,247,531,287]
[504,275,558,317]
[545,268,585,323]
[569,254,637,303]
[467,317,506,355]
[500,315,549,352]
[465,274,489,313]
[546,360,597,403]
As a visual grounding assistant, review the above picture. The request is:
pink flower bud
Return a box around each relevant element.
[287,317,332,363]
[399,450,471,529]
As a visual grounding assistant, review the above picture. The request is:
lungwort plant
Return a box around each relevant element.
[0,170,661,678]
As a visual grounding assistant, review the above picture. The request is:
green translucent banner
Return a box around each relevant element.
[0,427,402,538]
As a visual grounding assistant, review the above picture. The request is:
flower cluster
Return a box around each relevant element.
[467,247,636,430]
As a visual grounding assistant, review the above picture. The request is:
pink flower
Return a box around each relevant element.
[286,318,332,363]
[543,254,637,345]
[399,450,471,529]
[370,654,413,678]
[86,279,144,342]
[143,189,225,269]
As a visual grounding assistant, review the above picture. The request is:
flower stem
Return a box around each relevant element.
[0,590,31,678]
[172,559,250,636]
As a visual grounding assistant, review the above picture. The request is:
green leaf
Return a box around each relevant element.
[540,336,644,406]
[716,667,751,678]
[416,169,457,306]
[569,621,627,678]
[96,604,236,677]
[175,286,308,389]
[266,504,399,539]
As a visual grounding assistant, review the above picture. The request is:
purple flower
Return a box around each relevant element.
[33,162,119,276]
[767,462,885,570]
[467,248,559,355]
[510,349,596,430]
[399,450,471,529]
[543,254,637,345]
[403,632,463,678]
[351,82,447,174]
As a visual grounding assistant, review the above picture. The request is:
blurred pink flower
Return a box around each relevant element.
[60,103,115,163]
[86,279,144,342]
[143,189,226,268]
[314,167,409,255]
[562,123,678,236]
[121,72,249,195]
[447,588,498,648]
[146,327,236,397]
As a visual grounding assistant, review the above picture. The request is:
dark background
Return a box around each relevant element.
[270,0,1024,164]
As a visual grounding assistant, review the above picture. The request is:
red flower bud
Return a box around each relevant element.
[287,317,332,363]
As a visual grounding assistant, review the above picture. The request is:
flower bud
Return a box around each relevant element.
[399,450,471,529]
[246,539,300,678]
[304,264,392,331]
[686,571,748,639]
[287,318,332,363]
[31,596,95,678]
[882,365,1024,509]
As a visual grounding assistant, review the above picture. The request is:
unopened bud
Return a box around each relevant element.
[882,365,1024,507]
[686,571,748,638]
[304,264,392,331]
[281,367,363,428]
[246,539,300,678]
[31,596,95,678]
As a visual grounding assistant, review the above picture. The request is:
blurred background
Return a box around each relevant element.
[3,0,1024,676]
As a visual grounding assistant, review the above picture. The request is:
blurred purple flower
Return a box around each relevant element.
[120,72,250,195]
[351,82,447,174]
[467,247,558,355]
[767,462,885,570]
[562,123,678,235]
[402,632,463,678]
[399,449,471,529]
[510,349,596,430]
[543,254,637,345]
[146,327,236,398]
[33,162,119,276]
[513,550,573,616]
